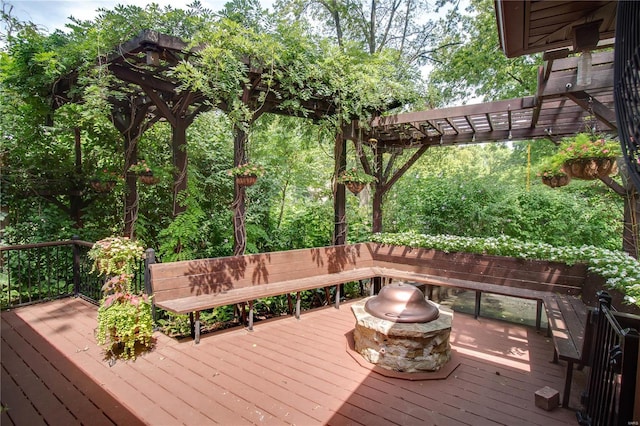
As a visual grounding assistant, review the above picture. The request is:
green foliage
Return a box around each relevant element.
[129,160,159,175]
[428,0,540,103]
[175,18,419,133]
[89,235,152,359]
[337,167,376,183]
[384,143,623,251]
[537,156,569,178]
[88,237,145,277]
[96,296,154,359]
[371,232,640,307]
[554,133,621,162]
[228,163,266,177]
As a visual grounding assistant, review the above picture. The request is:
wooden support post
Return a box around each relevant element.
[194,311,200,344]
[286,293,293,315]
[562,361,574,407]
[536,299,543,331]
[248,301,254,331]
[189,312,201,344]
[295,292,301,320]
[335,284,341,309]
[475,291,482,319]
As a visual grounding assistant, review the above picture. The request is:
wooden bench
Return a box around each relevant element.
[147,242,590,406]
[148,244,377,343]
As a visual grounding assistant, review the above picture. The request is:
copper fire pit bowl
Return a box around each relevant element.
[364,282,439,323]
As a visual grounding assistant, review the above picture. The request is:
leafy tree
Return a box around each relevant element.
[427,0,540,104]
[384,143,623,250]
[276,0,446,69]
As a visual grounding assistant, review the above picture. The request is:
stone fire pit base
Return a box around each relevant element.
[351,298,453,373]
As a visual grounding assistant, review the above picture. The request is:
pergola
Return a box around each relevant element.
[54,30,339,251]
[53,1,627,252]
[348,50,616,233]
[346,0,637,254]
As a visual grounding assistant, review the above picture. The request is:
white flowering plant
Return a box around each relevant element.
[370,231,640,307]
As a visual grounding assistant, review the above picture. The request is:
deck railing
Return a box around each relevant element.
[578,291,639,426]
[0,237,146,309]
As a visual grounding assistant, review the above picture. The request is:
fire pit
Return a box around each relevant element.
[351,282,452,373]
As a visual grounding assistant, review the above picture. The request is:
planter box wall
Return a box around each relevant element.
[368,244,587,295]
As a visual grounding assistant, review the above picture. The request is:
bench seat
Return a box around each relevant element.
[155,267,377,315]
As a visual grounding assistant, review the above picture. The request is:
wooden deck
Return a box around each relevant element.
[2,297,583,425]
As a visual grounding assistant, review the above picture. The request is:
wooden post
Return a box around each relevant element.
[144,248,156,321]
[333,133,347,245]
[232,126,248,256]
[172,120,188,217]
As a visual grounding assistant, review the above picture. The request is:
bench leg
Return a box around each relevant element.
[562,360,574,407]
[189,311,201,344]
[286,293,293,315]
[248,301,254,331]
[536,299,542,331]
[295,292,301,320]
[335,284,340,309]
[475,291,481,319]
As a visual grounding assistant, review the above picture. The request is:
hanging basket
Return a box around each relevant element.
[563,157,618,180]
[138,172,160,185]
[541,174,570,188]
[90,179,116,193]
[236,174,258,187]
[345,181,366,195]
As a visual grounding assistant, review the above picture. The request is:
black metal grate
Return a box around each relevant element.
[614,0,640,191]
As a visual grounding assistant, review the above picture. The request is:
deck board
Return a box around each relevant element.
[1,297,582,425]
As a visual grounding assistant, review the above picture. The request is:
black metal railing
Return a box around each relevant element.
[578,291,639,426]
[0,237,148,309]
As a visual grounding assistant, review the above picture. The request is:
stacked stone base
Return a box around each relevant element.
[351,298,453,373]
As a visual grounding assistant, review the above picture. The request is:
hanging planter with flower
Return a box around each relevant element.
[228,163,265,187]
[555,133,621,180]
[337,167,377,195]
[537,159,570,188]
[129,160,161,185]
[90,168,120,193]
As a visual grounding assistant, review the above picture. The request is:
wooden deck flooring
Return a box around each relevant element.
[2,297,583,425]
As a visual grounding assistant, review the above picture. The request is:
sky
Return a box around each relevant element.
[5,0,258,33]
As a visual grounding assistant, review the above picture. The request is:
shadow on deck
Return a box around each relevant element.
[2,297,583,425]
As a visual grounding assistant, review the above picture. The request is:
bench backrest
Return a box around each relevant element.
[367,243,587,294]
[149,242,588,302]
[149,243,374,303]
